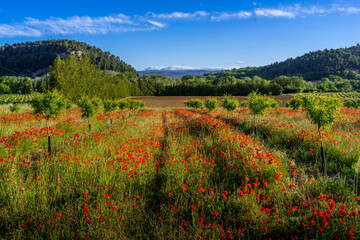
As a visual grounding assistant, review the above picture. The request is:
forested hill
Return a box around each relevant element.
[0,39,137,77]
[217,44,360,81]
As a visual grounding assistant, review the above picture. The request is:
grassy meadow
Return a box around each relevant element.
[0,104,360,239]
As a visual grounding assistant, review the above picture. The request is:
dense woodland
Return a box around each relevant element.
[0,39,137,77]
[216,44,360,81]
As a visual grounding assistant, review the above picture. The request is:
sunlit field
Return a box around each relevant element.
[1,105,360,239]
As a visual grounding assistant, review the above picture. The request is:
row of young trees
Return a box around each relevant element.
[29,91,145,155]
[186,92,343,176]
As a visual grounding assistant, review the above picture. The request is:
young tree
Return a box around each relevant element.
[286,96,303,110]
[31,91,65,154]
[9,103,20,113]
[77,96,101,132]
[103,99,118,124]
[205,97,219,112]
[184,99,204,109]
[118,99,130,110]
[301,93,343,175]
[241,91,280,137]
[222,95,239,123]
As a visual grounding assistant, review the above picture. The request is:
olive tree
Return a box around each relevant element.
[241,91,280,137]
[31,91,65,154]
[77,96,101,132]
[301,93,343,175]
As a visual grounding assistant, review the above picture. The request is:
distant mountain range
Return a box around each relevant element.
[138,66,236,77]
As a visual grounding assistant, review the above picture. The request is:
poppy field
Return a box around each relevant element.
[1,105,360,239]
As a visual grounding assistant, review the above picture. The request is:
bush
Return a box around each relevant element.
[205,97,219,112]
[118,100,130,110]
[128,100,145,110]
[222,95,239,112]
[286,96,303,109]
[344,100,360,109]
[104,100,118,113]
[184,99,204,109]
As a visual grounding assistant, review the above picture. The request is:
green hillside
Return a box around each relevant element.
[0,39,137,77]
[217,44,360,81]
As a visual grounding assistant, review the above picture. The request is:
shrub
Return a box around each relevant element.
[128,100,145,110]
[205,97,219,112]
[286,96,303,109]
[184,99,204,109]
[118,100,130,110]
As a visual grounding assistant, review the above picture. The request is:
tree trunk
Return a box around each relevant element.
[254,114,258,139]
[110,114,113,125]
[88,118,92,132]
[46,119,52,155]
[318,127,327,176]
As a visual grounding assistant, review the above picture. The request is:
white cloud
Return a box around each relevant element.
[0,4,359,38]
[147,20,166,28]
[0,24,42,37]
[151,11,209,19]
[236,61,245,65]
[211,11,252,21]
[338,7,360,14]
[255,8,296,18]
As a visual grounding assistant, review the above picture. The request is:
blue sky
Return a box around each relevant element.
[0,0,359,70]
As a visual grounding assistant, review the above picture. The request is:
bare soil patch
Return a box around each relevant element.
[131,95,294,108]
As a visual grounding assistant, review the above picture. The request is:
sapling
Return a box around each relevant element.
[9,103,20,113]
[222,95,239,124]
[205,97,219,112]
[77,96,101,132]
[31,91,65,155]
[241,90,280,137]
[286,96,303,110]
[103,99,118,124]
[301,93,343,176]
[184,99,204,109]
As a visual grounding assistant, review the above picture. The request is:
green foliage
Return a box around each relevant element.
[104,100,118,113]
[344,100,360,109]
[301,93,343,130]
[63,99,73,109]
[222,95,239,112]
[118,100,131,110]
[31,91,65,120]
[0,93,42,104]
[49,55,137,101]
[205,97,219,112]
[273,75,306,93]
[286,96,304,109]
[9,103,20,113]
[241,91,279,115]
[184,99,205,109]
[0,39,137,77]
[211,44,360,81]
[77,96,102,119]
[128,100,145,110]
[0,76,35,94]
[0,83,12,94]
